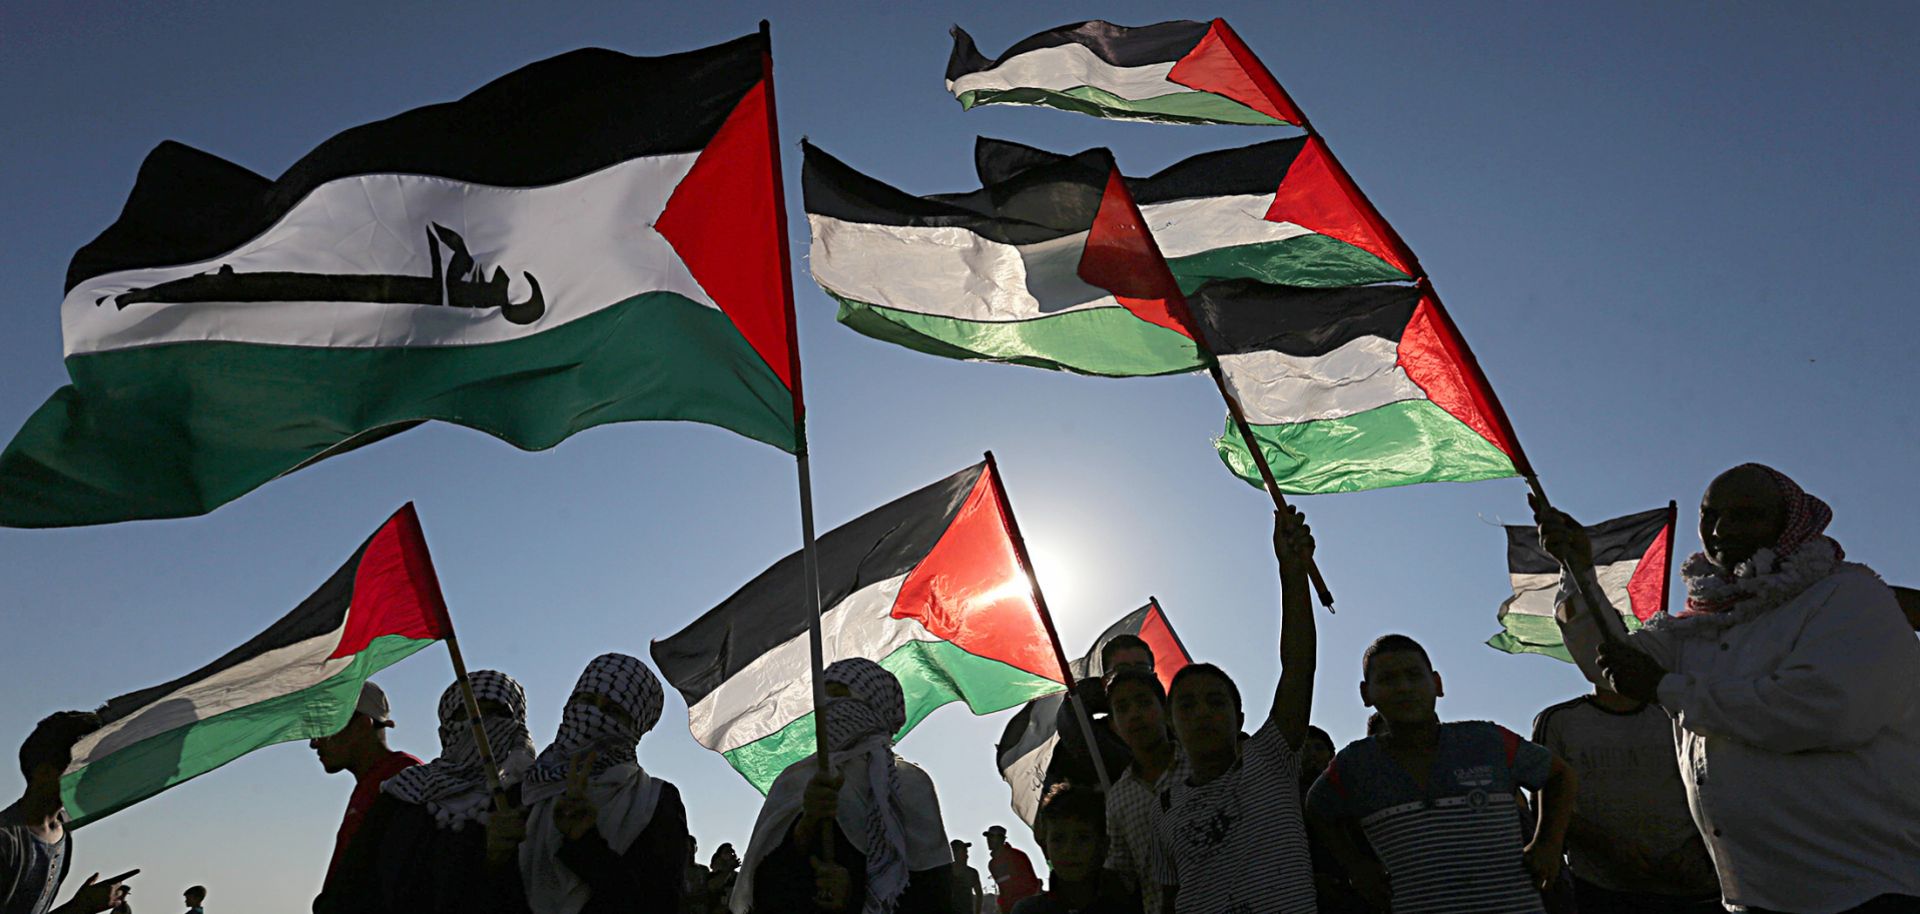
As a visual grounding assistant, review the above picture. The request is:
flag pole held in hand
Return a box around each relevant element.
[1206,359,1337,609]
[443,631,511,814]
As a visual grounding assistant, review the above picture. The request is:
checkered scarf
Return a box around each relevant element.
[381,669,536,828]
[823,659,908,914]
[1661,464,1852,634]
[528,653,663,784]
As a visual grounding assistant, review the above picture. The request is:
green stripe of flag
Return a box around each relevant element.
[61,633,434,826]
[954,86,1286,126]
[721,639,1065,793]
[833,295,1204,378]
[1217,399,1520,495]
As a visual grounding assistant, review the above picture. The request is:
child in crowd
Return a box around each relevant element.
[1307,634,1577,914]
[1012,784,1140,914]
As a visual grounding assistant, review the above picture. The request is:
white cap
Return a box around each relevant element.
[356,681,395,727]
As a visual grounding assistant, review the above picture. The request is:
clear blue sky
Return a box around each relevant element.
[3,2,1916,910]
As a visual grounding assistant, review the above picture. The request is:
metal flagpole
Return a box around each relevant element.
[984,451,1111,791]
[757,20,832,769]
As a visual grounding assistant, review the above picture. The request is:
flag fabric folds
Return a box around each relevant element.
[2,34,799,528]
[60,504,450,827]
[995,600,1191,824]
[947,19,1305,127]
[1194,280,1528,494]
[972,136,1417,291]
[804,142,1203,377]
[651,461,1068,793]
[1488,504,1677,662]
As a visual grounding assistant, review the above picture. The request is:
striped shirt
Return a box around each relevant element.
[1153,718,1314,914]
[1307,721,1551,914]
[1105,748,1188,914]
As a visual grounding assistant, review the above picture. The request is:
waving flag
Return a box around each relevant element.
[947,19,1304,126]
[804,142,1203,377]
[2,34,798,527]
[973,136,1417,291]
[1194,280,1528,494]
[1489,504,1677,662]
[652,461,1067,792]
[996,599,1191,824]
[60,505,449,827]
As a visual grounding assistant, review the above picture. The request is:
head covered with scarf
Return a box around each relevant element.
[820,658,911,914]
[1663,463,1860,632]
[519,654,672,914]
[528,652,665,784]
[382,669,537,829]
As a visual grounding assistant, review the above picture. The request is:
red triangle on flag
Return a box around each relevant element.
[1077,166,1198,340]
[1167,19,1307,127]
[656,79,797,398]
[1265,136,1419,279]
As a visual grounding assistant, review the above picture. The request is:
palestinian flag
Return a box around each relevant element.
[61,504,449,827]
[973,136,1418,291]
[1194,280,1530,494]
[996,600,1190,824]
[947,19,1305,127]
[651,460,1068,792]
[1489,504,1677,662]
[2,34,799,528]
[804,142,1205,378]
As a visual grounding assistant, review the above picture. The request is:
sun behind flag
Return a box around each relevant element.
[972,136,1417,291]
[1489,503,1677,661]
[651,460,1068,792]
[2,34,799,528]
[996,599,1191,824]
[947,19,1305,127]
[60,504,450,827]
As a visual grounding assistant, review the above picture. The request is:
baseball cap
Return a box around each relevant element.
[356,681,395,727]
[950,838,970,848]
[983,825,1006,837]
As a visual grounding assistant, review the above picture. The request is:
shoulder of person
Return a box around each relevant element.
[1815,565,1902,612]
[1446,719,1520,749]
[1531,695,1592,738]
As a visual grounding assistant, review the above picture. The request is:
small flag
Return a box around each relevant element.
[972,136,1417,292]
[61,504,450,826]
[4,35,798,527]
[947,19,1305,127]
[996,600,1191,824]
[805,142,1203,377]
[1194,280,1528,494]
[652,461,1068,793]
[1488,504,1677,662]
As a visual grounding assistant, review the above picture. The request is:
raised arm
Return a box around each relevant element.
[1271,506,1318,750]
[1533,496,1670,697]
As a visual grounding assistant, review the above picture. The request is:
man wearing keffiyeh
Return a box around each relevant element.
[314,670,537,914]
[735,659,954,913]
[1536,465,1920,913]
[483,653,691,914]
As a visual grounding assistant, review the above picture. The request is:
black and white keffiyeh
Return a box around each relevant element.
[528,652,664,784]
[821,658,909,914]
[520,654,670,914]
[381,669,536,829]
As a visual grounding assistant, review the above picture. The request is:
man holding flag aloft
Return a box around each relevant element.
[1537,464,1920,913]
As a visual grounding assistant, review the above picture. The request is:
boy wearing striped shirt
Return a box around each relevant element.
[1306,635,1577,914]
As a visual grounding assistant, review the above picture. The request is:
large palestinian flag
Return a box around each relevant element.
[1489,504,1676,662]
[652,460,1068,792]
[947,19,1305,127]
[1,35,798,528]
[804,142,1204,377]
[61,504,449,827]
[1193,280,1529,494]
[996,600,1190,824]
[973,136,1418,291]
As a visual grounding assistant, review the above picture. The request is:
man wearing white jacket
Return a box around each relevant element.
[1534,464,1920,914]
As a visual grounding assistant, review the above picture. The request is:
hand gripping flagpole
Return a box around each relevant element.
[984,451,1112,791]
[756,21,832,771]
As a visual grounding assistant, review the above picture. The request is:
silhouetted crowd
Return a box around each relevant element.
[6,465,1918,913]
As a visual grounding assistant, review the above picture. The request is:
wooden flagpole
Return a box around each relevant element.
[757,20,832,770]
[441,631,510,812]
[984,451,1111,791]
